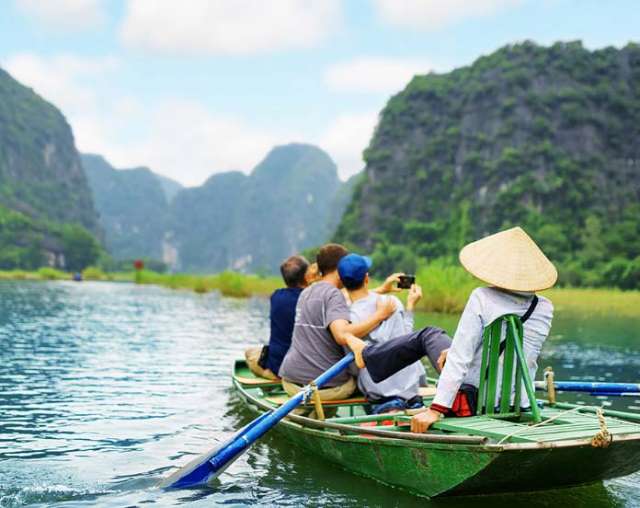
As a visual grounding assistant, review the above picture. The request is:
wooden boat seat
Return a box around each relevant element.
[266,386,436,407]
[233,360,282,387]
[265,394,368,407]
[234,375,282,386]
[428,408,640,443]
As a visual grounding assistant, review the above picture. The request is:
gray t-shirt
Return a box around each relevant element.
[278,281,351,387]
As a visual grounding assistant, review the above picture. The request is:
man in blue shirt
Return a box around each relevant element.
[245,255,312,379]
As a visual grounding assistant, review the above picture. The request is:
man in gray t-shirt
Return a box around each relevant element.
[279,244,395,401]
[279,281,352,386]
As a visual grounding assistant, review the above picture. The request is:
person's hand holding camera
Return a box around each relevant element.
[406,283,422,312]
[375,273,404,294]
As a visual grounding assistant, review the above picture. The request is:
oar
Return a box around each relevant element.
[158,352,355,490]
[535,380,640,396]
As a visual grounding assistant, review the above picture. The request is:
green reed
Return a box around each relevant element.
[134,270,281,298]
[0,265,638,317]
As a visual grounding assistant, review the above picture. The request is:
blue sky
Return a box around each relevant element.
[1,0,638,185]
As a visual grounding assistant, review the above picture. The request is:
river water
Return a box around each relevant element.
[1,281,639,507]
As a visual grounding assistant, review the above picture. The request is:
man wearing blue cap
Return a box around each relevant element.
[338,253,450,413]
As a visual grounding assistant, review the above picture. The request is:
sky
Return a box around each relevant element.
[1,1,638,186]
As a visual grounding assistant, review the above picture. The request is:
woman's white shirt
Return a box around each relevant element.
[432,287,553,408]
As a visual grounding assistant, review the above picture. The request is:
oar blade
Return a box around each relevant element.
[158,440,252,489]
[157,443,219,489]
[159,411,273,489]
[160,353,355,490]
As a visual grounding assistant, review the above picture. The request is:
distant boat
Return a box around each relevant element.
[72,272,82,282]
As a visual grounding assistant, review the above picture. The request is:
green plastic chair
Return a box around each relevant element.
[477,314,541,423]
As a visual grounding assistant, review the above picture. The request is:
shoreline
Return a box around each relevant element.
[1,268,639,318]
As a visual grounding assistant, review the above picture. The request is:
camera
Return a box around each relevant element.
[397,275,415,289]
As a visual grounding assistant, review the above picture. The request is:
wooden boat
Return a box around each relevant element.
[232,359,640,498]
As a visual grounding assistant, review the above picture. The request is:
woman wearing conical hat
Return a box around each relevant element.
[352,226,557,433]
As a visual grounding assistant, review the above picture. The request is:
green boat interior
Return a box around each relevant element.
[233,359,640,446]
[234,313,640,450]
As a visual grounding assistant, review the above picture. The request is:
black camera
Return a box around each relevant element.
[397,275,415,289]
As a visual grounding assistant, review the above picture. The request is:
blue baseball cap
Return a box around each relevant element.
[338,253,372,286]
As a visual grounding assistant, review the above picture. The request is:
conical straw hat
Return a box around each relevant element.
[459,227,557,292]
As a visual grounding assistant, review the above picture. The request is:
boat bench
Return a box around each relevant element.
[233,361,283,388]
[419,410,640,443]
[264,394,368,407]
[265,386,436,407]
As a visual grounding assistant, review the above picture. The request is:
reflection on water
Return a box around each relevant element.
[0,281,638,507]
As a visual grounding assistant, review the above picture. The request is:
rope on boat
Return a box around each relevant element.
[591,407,612,448]
[496,405,612,446]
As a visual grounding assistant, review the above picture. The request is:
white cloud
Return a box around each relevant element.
[15,0,106,30]
[3,53,119,117]
[120,0,342,56]
[325,57,432,94]
[2,50,374,185]
[2,52,281,186]
[3,53,122,159]
[373,0,521,30]
[122,100,277,185]
[318,112,379,180]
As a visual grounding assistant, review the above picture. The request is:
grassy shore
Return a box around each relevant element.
[134,270,281,297]
[0,267,281,298]
[0,267,131,283]
[412,263,640,317]
[1,266,638,316]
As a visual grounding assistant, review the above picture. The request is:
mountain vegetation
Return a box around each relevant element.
[0,68,99,232]
[0,204,101,271]
[155,174,183,203]
[170,143,350,272]
[0,67,101,270]
[83,144,354,273]
[82,154,171,261]
[335,41,640,289]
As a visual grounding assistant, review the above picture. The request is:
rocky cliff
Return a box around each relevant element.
[335,41,640,286]
[0,67,99,233]
[82,154,171,261]
[85,144,354,273]
[170,143,349,272]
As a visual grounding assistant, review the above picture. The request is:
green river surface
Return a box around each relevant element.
[1,281,639,507]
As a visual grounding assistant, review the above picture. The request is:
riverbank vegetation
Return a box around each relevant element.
[1,264,638,317]
[334,42,640,293]
[412,262,640,317]
[133,270,281,297]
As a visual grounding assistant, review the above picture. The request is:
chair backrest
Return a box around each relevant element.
[476,314,541,422]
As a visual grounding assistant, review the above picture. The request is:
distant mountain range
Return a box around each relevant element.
[3,41,638,288]
[83,144,356,272]
[0,64,354,273]
[81,154,177,262]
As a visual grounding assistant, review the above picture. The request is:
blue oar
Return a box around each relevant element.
[158,352,355,490]
[535,380,640,396]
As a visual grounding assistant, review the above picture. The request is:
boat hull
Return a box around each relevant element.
[237,389,640,497]
[231,360,640,498]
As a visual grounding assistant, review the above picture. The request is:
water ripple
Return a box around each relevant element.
[0,281,638,507]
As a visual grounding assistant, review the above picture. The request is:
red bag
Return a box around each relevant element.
[448,384,478,417]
